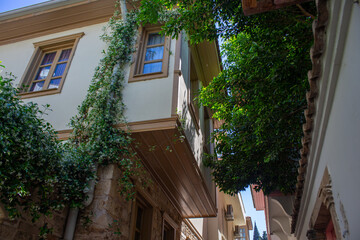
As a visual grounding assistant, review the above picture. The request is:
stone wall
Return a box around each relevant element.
[0,163,185,240]
[74,163,183,240]
[0,206,68,240]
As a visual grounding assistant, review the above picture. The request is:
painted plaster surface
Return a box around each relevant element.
[298,2,360,240]
[0,22,175,130]
[0,23,107,130]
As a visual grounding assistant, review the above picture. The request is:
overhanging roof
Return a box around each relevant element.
[241,0,312,16]
[0,0,117,45]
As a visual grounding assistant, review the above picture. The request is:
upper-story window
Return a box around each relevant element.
[19,32,84,98]
[143,33,165,74]
[129,26,170,82]
[188,53,200,131]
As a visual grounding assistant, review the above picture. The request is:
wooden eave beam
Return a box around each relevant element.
[242,0,313,16]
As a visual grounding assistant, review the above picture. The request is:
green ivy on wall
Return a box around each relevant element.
[0,4,143,236]
[69,9,141,200]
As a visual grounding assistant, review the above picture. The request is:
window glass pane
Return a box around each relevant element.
[41,52,56,65]
[145,46,164,61]
[35,66,51,80]
[147,33,164,45]
[53,63,67,77]
[134,231,140,240]
[48,78,61,89]
[136,207,143,229]
[59,49,72,62]
[30,81,44,92]
[143,62,162,74]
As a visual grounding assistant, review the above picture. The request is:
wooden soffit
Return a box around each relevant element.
[191,40,221,86]
[0,0,119,45]
[241,0,312,16]
[131,117,217,218]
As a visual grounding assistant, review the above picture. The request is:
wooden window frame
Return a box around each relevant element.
[130,194,153,240]
[239,227,246,240]
[188,52,200,132]
[19,32,84,99]
[162,213,178,240]
[129,26,170,82]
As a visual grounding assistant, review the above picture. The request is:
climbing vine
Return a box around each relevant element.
[69,9,141,199]
[0,4,143,236]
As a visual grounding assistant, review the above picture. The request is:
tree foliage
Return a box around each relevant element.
[253,223,260,240]
[138,0,315,194]
[0,70,93,222]
[262,231,268,240]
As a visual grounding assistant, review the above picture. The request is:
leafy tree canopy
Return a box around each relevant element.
[0,70,93,221]
[138,0,315,194]
[262,231,268,240]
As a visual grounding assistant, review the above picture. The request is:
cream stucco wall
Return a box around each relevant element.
[177,33,205,166]
[0,22,175,130]
[1,23,107,130]
[188,191,247,240]
[176,33,217,205]
[297,2,360,239]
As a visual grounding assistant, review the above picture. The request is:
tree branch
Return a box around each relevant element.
[296,4,315,20]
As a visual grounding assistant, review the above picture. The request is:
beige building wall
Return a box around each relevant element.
[295,1,360,239]
[0,2,221,239]
[186,191,250,240]
[0,22,176,131]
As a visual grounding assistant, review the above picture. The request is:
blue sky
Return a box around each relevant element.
[0,0,50,13]
[0,1,268,238]
[241,187,267,239]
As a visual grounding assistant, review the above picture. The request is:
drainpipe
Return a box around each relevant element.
[62,1,128,239]
[63,164,97,240]
[119,0,127,21]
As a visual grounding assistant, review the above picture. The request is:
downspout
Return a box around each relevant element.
[63,164,97,240]
[62,1,128,239]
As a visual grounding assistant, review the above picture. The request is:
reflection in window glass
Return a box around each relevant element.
[145,46,164,61]
[41,52,56,65]
[36,66,51,80]
[143,62,162,74]
[59,49,72,62]
[48,78,61,89]
[53,63,67,77]
[30,81,44,92]
[240,228,246,240]
[147,33,164,45]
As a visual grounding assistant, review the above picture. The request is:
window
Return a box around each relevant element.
[131,195,153,240]
[19,32,83,98]
[188,52,200,131]
[203,107,211,153]
[234,226,246,240]
[239,228,246,240]
[163,221,175,240]
[129,26,170,82]
[162,213,177,240]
